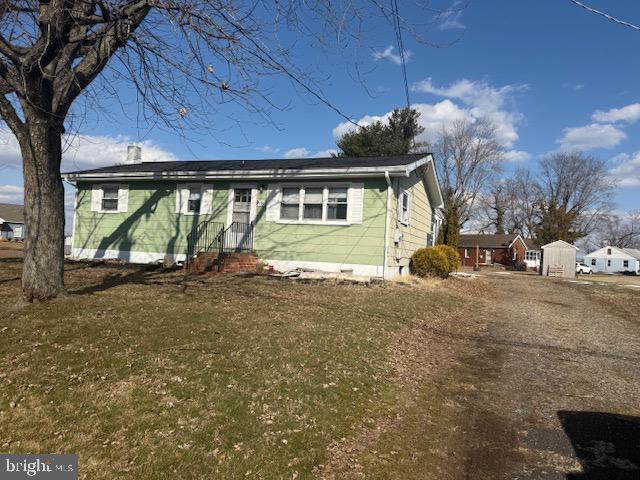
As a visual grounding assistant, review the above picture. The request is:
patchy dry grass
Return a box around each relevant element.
[0,259,480,479]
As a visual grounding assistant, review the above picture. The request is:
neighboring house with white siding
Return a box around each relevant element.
[583,246,640,275]
[63,154,444,278]
[0,203,25,241]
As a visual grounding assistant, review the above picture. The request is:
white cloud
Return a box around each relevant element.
[503,150,532,162]
[334,79,527,151]
[255,145,279,154]
[283,147,310,159]
[313,149,338,158]
[592,103,640,124]
[0,128,177,173]
[411,78,527,147]
[609,152,640,188]
[0,184,23,204]
[437,0,466,30]
[556,123,626,151]
[372,46,412,65]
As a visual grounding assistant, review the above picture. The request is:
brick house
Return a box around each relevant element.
[457,234,527,267]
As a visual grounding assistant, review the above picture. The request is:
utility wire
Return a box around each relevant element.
[567,0,640,32]
[391,0,411,108]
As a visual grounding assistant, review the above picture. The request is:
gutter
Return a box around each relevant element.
[383,171,392,280]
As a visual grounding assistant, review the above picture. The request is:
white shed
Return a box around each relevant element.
[541,240,577,279]
[583,246,640,274]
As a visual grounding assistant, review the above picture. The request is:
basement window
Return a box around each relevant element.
[101,185,119,212]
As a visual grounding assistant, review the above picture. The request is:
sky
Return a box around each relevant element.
[1,0,640,229]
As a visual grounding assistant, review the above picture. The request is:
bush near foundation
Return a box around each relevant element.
[410,245,460,278]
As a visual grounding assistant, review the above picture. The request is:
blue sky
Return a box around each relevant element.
[1,0,639,223]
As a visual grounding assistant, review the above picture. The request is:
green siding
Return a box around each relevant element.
[74,181,229,256]
[387,167,433,269]
[74,178,388,267]
[254,179,387,266]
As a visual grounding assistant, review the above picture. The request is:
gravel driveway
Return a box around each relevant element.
[433,272,640,479]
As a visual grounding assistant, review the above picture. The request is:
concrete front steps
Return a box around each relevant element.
[187,252,259,274]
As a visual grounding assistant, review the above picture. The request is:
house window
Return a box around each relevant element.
[513,249,517,261]
[399,191,411,225]
[280,187,301,220]
[327,187,348,220]
[187,186,202,213]
[624,260,629,268]
[464,248,469,258]
[303,187,323,220]
[591,258,596,266]
[525,251,540,261]
[607,248,612,255]
[101,185,119,212]
[279,185,350,223]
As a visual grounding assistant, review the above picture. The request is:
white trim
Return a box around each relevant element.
[227,183,258,227]
[265,259,385,278]
[62,156,434,182]
[71,187,78,254]
[72,247,187,264]
[507,234,525,249]
[541,240,579,250]
[275,182,352,225]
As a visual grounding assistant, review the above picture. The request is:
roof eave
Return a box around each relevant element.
[62,164,418,182]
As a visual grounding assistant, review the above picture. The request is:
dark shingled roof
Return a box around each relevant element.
[458,234,521,249]
[0,203,24,224]
[63,153,427,175]
[524,238,541,250]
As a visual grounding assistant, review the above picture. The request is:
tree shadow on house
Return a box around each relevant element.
[558,410,640,480]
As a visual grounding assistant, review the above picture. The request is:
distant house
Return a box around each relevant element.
[0,203,25,240]
[457,234,526,267]
[63,154,444,278]
[583,246,640,275]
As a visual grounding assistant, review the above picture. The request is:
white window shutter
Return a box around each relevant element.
[200,184,214,214]
[91,185,102,212]
[176,184,189,214]
[349,183,364,224]
[118,184,129,213]
[265,184,281,222]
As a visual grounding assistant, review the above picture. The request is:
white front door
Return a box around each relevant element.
[228,187,255,250]
[485,249,492,264]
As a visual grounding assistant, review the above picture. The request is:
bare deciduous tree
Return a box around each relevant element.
[532,152,615,245]
[0,0,462,301]
[583,210,640,251]
[434,118,504,245]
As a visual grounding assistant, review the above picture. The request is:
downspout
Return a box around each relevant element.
[383,171,392,280]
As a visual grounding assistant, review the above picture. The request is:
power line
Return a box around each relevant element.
[567,0,640,32]
[390,0,411,108]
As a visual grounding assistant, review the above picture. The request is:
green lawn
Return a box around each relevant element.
[0,260,468,479]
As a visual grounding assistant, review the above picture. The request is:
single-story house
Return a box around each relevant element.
[0,203,25,240]
[457,234,526,267]
[63,154,444,278]
[583,246,640,275]
[541,240,577,278]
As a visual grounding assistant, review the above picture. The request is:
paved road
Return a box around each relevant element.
[438,272,640,479]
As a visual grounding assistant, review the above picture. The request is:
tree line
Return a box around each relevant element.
[336,107,626,249]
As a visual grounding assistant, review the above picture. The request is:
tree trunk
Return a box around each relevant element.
[19,112,65,301]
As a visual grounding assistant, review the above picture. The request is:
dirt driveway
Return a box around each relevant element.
[326,271,640,479]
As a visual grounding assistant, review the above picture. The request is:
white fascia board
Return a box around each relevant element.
[507,234,525,249]
[62,164,417,182]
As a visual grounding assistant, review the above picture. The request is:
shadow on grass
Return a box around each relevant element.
[558,411,640,479]
[68,263,172,295]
